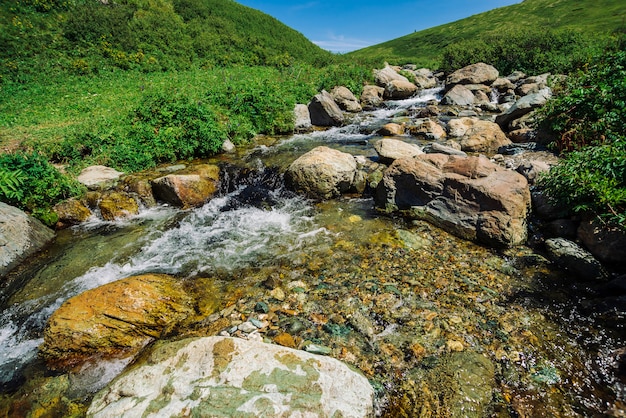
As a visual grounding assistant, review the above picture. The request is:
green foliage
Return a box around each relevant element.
[439,29,601,75]
[0,166,25,201]
[539,140,626,229]
[54,92,228,172]
[538,48,626,229]
[0,152,83,223]
[539,49,626,151]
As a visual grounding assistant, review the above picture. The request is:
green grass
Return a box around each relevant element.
[347,0,626,68]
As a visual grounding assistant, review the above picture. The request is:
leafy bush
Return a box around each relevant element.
[539,140,626,229]
[538,48,626,229]
[440,29,602,75]
[0,166,25,201]
[539,49,626,151]
[0,152,83,224]
[55,93,228,173]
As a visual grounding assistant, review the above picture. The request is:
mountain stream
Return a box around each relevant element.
[1,90,624,416]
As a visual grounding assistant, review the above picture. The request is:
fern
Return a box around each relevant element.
[0,167,25,202]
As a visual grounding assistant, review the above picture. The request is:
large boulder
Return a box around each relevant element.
[447,117,512,154]
[285,146,357,200]
[40,274,197,370]
[374,65,408,86]
[446,63,499,87]
[384,79,418,99]
[411,68,438,89]
[308,90,344,127]
[495,88,552,130]
[87,336,375,417]
[150,164,220,208]
[374,138,423,165]
[0,202,55,277]
[360,85,385,110]
[375,154,530,247]
[330,86,362,113]
[441,84,475,106]
[77,165,124,191]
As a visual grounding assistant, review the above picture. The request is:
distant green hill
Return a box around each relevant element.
[347,0,626,68]
[0,0,332,82]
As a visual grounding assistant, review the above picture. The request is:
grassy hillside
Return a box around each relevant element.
[347,0,626,68]
[0,0,333,83]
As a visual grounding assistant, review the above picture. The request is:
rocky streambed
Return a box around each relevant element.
[1,63,625,417]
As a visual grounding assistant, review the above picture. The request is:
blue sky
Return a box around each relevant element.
[236,0,522,53]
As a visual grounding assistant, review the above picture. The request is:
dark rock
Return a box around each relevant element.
[308,90,344,126]
[545,238,607,280]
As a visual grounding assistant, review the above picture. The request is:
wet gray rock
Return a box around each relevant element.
[308,90,344,127]
[422,142,467,157]
[492,77,515,92]
[285,146,357,200]
[441,84,475,106]
[495,88,551,130]
[531,189,568,221]
[87,336,374,418]
[411,68,438,89]
[545,238,607,280]
[0,202,55,277]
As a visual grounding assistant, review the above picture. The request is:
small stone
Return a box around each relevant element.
[447,340,465,352]
[270,288,286,301]
[304,343,332,355]
[249,318,264,328]
[410,343,426,360]
[238,322,258,333]
[273,333,297,348]
[254,301,270,314]
[287,280,307,290]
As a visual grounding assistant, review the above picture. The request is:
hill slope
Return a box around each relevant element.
[0,0,332,82]
[347,0,626,67]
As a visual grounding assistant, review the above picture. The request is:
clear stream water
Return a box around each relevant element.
[1,90,624,416]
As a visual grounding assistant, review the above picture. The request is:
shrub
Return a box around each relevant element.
[539,140,626,229]
[539,49,626,151]
[0,152,83,224]
[440,29,602,75]
[538,47,626,229]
